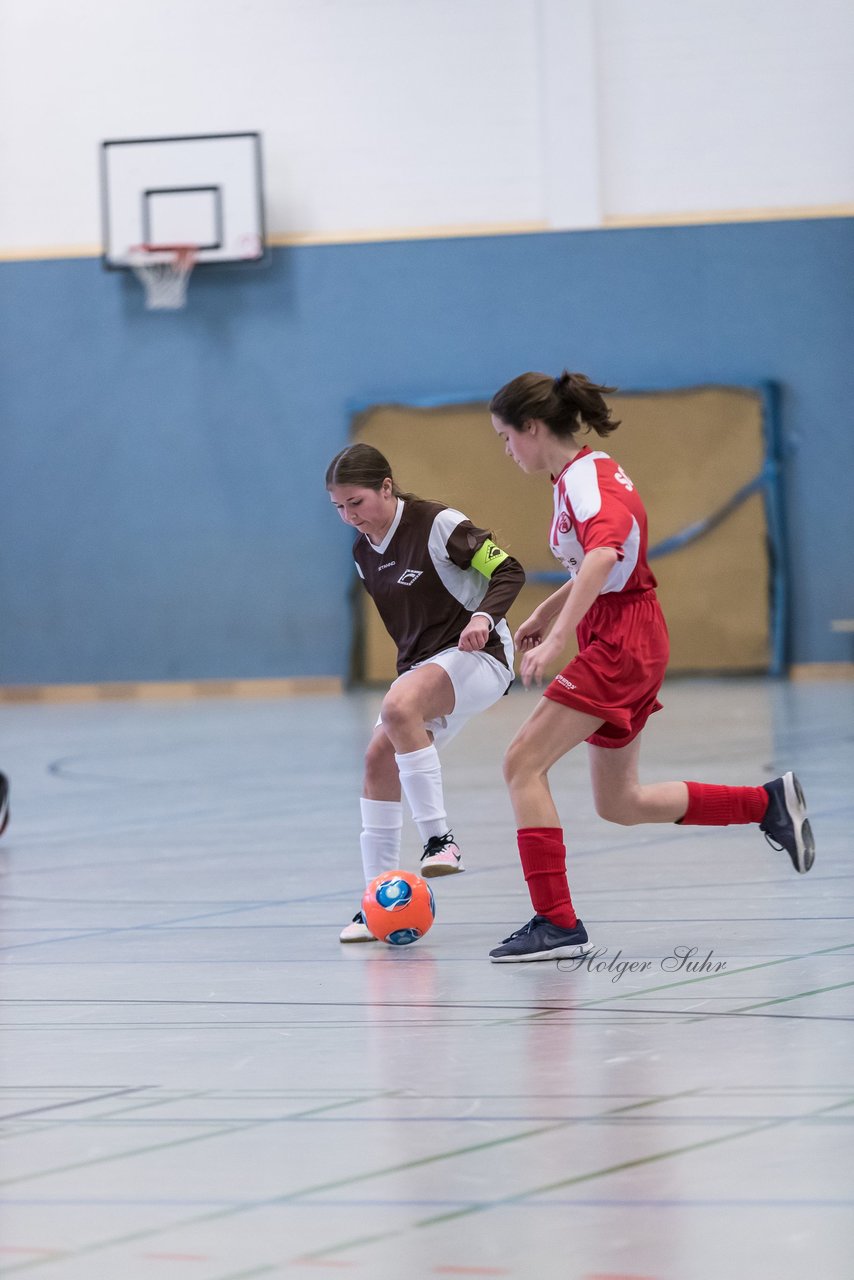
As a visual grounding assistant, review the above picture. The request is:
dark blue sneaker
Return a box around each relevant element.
[0,772,8,837]
[489,915,591,963]
[760,772,814,873]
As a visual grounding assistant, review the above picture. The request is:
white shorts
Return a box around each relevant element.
[377,647,513,749]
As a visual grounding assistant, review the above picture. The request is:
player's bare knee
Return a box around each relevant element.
[503,737,532,788]
[379,690,416,735]
[594,792,641,825]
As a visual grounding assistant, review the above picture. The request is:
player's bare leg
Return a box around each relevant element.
[381,664,464,877]
[503,698,603,828]
[378,663,455,753]
[490,701,601,962]
[363,725,401,801]
[342,668,460,942]
[587,737,688,824]
[588,736,813,872]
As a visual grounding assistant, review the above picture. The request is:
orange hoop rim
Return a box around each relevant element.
[130,243,198,259]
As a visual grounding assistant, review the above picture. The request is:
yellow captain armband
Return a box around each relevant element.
[470,539,510,578]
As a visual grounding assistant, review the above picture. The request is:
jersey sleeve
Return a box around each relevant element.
[580,506,633,558]
[444,520,525,623]
[568,467,634,559]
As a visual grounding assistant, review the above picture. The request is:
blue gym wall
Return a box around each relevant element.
[2,217,853,684]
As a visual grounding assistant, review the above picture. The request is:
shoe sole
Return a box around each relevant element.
[489,941,592,964]
[784,772,815,874]
[339,931,377,943]
[420,861,464,878]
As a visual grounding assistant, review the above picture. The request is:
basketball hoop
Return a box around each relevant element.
[127,244,197,310]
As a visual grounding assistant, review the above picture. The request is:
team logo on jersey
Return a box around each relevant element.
[397,569,423,586]
[557,512,572,534]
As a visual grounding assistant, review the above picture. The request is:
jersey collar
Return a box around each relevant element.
[364,497,405,554]
[551,445,592,486]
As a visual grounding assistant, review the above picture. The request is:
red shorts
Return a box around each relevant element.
[544,590,669,748]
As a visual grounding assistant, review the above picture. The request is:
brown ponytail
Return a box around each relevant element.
[490,369,621,438]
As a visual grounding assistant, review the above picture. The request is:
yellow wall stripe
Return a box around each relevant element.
[2,205,852,263]
[789,663,854,681]
[0,676,342,704]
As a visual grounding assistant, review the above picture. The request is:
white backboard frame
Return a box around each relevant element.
[101,132,266,269]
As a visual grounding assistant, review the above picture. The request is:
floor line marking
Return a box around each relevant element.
[0,1090,214,1144]
[727,977,854,1013]
[419,1095,854,1226]
[0,1086,148,1124]
[0,1090,695,1273]
[0,1093,392,1190]
[554,940,854,1013]
[294,1093,854,1261]
[0,897,334,955]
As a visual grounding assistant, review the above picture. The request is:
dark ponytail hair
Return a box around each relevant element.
[325,442,417,499]
[489,369,620,438]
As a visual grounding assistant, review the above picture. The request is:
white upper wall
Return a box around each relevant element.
[597,0,854,218]
[0,0,852,256]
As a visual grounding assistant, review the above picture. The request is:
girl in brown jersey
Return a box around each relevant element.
[487,369,814,963]
[327,443,525,942]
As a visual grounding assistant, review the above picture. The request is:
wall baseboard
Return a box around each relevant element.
[2,204,852,264]
[789,663,854,681]
[0,677,343,704]
[2,667,851,697]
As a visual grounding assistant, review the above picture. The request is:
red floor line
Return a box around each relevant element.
[141,1252,211,1261]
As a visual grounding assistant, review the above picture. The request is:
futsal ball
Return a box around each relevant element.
[361,870,436,946]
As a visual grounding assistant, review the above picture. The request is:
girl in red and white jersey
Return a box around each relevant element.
[487,370,814,963]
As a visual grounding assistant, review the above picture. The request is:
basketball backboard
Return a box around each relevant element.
[100,132,266,269]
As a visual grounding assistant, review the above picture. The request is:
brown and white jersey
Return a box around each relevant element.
[353,498,525,675]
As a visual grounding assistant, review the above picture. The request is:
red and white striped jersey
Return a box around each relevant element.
[550,446,657,594]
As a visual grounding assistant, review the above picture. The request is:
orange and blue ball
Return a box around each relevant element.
[362,870,436,945]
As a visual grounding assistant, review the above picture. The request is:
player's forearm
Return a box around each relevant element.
[548,549,618,644]
[538,578,574,622]
[476,556,526,625]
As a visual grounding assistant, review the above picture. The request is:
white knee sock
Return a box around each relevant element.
[359,798,403,886]
[394,744,451,844]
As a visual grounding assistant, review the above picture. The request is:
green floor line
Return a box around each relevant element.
[0,1089,211,1143]
[0,1089,695,1274]
[301,1093,854,1259]
[483,941,854,1029]
[568,939,854,1009]
[730,977,854,1013]
[0,1092,384,1191]
[264,1090,708,1267]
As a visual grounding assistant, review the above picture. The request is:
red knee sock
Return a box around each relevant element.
[517,827,577,928]
[680,782,769,826]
